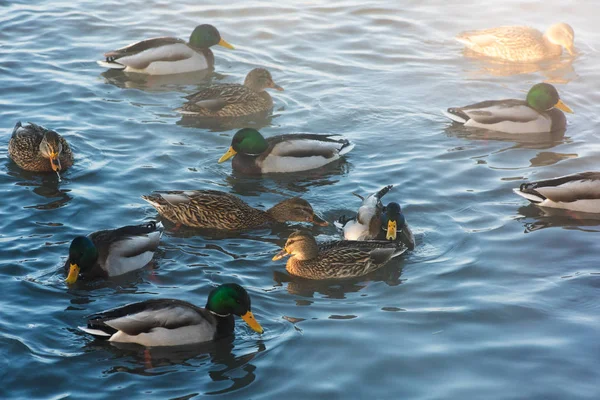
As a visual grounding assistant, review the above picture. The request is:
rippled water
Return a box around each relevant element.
[1,0,600,398]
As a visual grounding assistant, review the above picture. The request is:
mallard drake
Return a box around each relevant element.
[272,231,406,280]
[78,283,263,346]
[179,68,283,117]
[336,185,415,250]
[8,121,73,180]
[65,221,164,284]
[218,128,355,175]
[142,190,328,230]
[456,23,575,62]
[97,24,234,75]
[513,172,600,213]
[443,83,573,134]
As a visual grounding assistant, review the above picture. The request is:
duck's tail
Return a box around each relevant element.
[97,60,126,70]
[442,108,468,124]
[374,185,393,200]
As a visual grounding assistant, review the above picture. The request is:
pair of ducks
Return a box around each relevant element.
[69,185,413,347]
[98,24,283,119]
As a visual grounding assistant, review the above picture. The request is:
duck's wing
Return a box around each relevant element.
[99,37,195,70]
[456,26,539,49]
[258,134,354,173]
[80,299,215,341]
[184,84,257,111]
[514,172,600,204]
[445,99,551,134]
[342,185,393,240]
[319,240,407,267]
[143,190,248,209]
[90,221,164,276]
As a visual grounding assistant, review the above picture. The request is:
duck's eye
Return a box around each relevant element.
[147,222,155,229]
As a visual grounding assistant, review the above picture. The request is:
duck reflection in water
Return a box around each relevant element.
[462,51,577,84]
[85,336,265,394]
[100,68,213,92]
[6,163,73,210]
[224,160,351,198]
[516,204,600,233]
[272,259,405,299]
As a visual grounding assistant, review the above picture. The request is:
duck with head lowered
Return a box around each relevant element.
[443,83,573,134]
[272,230,407,280]
[456,23,575,62]
[218,128,355,175]
[142,190,328,230]
[97,24,234,75]
[336,185,415,250]
[78,283,263,346]
[180,68,283,118]
[8,121,73,180]
[65,221,164,285]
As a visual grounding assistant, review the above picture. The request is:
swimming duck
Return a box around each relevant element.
[78,283,263,346]
[443,83,573,134]
[336,185,415,250]
[272,231,407,280]
[456,23,575,62]
[8,121,73,180]
[179,68,283,117]
[513,172,600,213]
[65,221,164,284]
[142,190,328,230]
[97,24,234,75]
[218,128,355,175]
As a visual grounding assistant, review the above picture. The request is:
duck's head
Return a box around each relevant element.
[189,24,234,50]
[218,128,269,162]
[526,83,573,114]
[545,23,575,56]
[272,230,319,261]
[267,197,328,226]
[39,130,63,178]
[206,283,263,333]
[65,236,99,285]
[382,202,405,241]
[244,68,283,92]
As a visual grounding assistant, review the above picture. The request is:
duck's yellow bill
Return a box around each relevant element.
[241,311,263,334]
[386,220,397,240]
[272,248,289,261]
[65,263,80,284]
[555,99,573,114]
[218,147,237,163]
[218,38,235,50]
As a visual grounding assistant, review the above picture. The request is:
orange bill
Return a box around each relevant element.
[241,311,263,333]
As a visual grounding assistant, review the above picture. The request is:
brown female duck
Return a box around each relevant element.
[142,190,328,230]
[272,231,407,280]
[179,68,283,117]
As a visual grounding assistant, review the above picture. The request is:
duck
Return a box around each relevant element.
[97,24,234,75]
[443,83,573,134]
[142,190,328,230]
[78,283,263,346]
[218,128,355,175]
[456,23,575,62]
[272,230,407,280]
[8,121,73,180]
[336,185,415,250]
[513,172,600,213]
[65,221,164,284]
[179,68,283,117]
